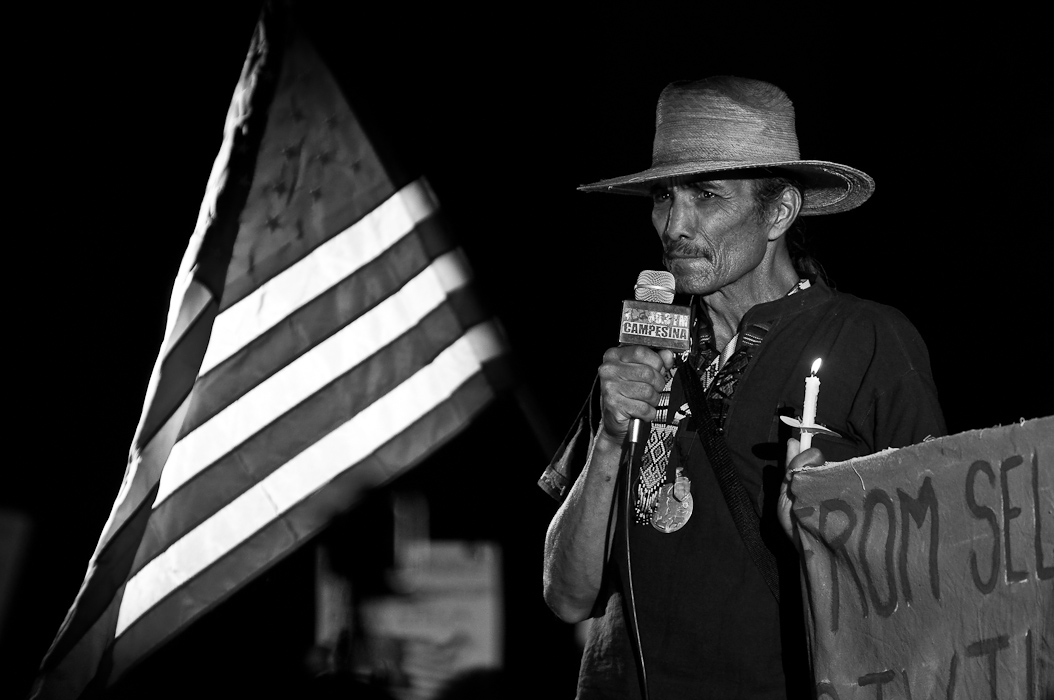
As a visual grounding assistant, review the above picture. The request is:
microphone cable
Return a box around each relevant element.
[621,429,650,700]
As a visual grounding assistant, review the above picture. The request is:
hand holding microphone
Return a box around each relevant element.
[598,271,692,447]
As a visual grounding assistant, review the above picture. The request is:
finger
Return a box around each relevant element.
[777,467,807,552]
[607,344,668,375]
[599,375,662,421]
[598,363,663,398]
[600,349,669,393]
[786,437,801,465]
[599,397,659,441]
[777,474,795,544]
[788,446,826,471]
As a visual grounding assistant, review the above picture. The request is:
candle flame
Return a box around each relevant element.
[811,358,822,374]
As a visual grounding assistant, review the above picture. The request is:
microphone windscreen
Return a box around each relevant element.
[634,270,676,304]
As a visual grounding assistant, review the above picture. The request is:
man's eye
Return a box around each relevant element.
[651,191,671,204]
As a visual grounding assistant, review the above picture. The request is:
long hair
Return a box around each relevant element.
[751,172,830,286]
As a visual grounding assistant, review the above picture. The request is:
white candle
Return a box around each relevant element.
[800,358,822,450]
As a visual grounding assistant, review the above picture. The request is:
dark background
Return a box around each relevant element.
[5,3,1051,698]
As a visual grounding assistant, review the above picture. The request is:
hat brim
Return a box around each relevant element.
[578,160,874,215]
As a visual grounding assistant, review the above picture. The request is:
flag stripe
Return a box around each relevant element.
[157,275,217,380]
[38,294,219,668]
[108,366,503,684]
[183,212,454,435]
[35,585,125,700]
[154,249,473,509]
[130,287,492,575]
[199,179,437,377]
[117,321,505,636]
[36,490,155,687]
[113,296,218,514]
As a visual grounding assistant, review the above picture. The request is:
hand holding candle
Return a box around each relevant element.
[800,358,822,450]
[779,358,837,454]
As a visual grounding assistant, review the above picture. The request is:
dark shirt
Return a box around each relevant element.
[539,280,946,700]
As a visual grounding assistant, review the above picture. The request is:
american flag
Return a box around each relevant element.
[32,6,510,698]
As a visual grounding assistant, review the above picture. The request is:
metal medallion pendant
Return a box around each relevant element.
[650,472,693,533]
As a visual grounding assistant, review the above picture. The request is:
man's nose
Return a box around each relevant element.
[661,195,694,242]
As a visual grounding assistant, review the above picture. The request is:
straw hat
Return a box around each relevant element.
[579,76,874,215]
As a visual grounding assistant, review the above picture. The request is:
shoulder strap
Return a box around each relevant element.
[678,359,781,602]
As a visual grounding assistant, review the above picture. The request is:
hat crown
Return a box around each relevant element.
[578,74,874,215]
[652,76,800,169]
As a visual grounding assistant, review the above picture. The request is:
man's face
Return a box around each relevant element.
[651,177,771,296]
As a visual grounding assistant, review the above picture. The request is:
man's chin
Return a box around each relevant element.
[675,282,718,297]
[667,261,713,295]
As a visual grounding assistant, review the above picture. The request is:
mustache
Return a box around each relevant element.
[663,242,712,260]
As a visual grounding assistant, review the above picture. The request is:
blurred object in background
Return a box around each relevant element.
[361,540,502,700]
[314,490,503,700]
[0,509,32,645]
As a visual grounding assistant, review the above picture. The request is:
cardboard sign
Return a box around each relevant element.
[788,416,1053,699]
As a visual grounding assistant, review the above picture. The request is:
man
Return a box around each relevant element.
[539,76,946,699]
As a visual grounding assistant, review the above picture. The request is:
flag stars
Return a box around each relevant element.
[315,149,335,166]
[264,213,282,233]
[309,187,323,202]
[324,114,341,130]
[269,179,289,197]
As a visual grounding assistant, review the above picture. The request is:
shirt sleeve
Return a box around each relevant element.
[537,377,601,503]
[867,366,947,450]
[852,303,947,451]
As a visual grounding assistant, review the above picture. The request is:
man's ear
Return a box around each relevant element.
[767,186,802,241]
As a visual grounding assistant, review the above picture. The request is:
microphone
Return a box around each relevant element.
[619,270,692,445]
